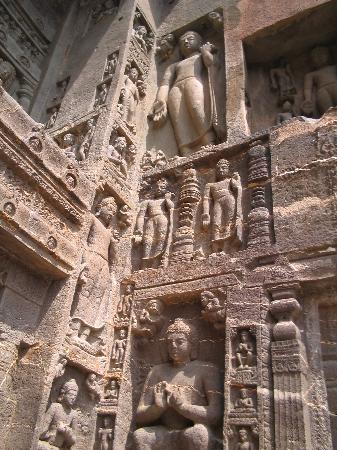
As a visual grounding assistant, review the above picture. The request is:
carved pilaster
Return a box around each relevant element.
[248,187,271,247]
[170,167,201,263]
[269,283,312,450]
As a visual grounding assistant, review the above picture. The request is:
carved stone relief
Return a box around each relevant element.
[38,379,79,449]
[132,9,155,54]
[202,159,243,254]
[141,148,167,171]
[133,318,222,450]
[106,130,136,179]
[133,178,174,269]
[150,30,219,156]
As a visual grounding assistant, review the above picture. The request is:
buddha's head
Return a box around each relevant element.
[59,379,79,407]
[216,158,230,180]
[179,31,202,58]
[166,318,197,364]
[97,196,118,225]
[310,46,330,69]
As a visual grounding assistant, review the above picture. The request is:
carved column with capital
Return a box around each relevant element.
[269,283,312,450]
[170,167,201,263]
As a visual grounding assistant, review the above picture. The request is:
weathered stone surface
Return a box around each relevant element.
[0,1,337,450]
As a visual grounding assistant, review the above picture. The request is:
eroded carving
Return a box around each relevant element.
[156,34,176,61]
[92,0,119,23]
[111,329,127,366]
[97,416,114,450]
[45,106,59,129]
[95,82,110,108]
[133,178,174,269]
[141,148,167,171]
[107,133,136,178]
[38,379,78,449]
[0,56,16,90]
[236,330,254,370]
[133,319,222,450]
[202,159,243,254]
[85,373,103,401]
[66,318,106,357]
[270,57,296,104]
[150,31,218,156]
[118,64,145,133]
[72,197,119,325]
[200,290,226,330]
[302,46,337,116]
[132,299,165,340]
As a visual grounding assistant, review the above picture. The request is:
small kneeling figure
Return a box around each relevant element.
[133,318,222,450]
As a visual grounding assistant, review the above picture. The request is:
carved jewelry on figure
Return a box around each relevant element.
[133,178,174,269]
[133,318,222,450]
[202,159,243,254]
[150,31,219,156]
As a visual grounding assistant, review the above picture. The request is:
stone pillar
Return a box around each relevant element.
[170,167,200,263]
[269,283,312,450]
[247,142,272,248]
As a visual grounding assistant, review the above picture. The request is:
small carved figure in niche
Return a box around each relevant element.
[276,100,294,125]
[107,136,128,177]
[208,11,223,31]
[85,373,102,401]
[66,319,106,356]
[73,197,119,326]
[234,389,254,409]
[111,329,127,366]
[119,66,143,132]
[133,25,148,53]
[117,284,133,317]
[133,319,222,450]
[270,57,296,104]
[302,46,337,116]
[235,428,255,450]
[45,107,59,129]
[236,330,254,370]
[117,204,132,228]
[95,82,109,108]
[133,299,165,340]
[150,31,218,156]
[92,0,118,23]
[98,417,113,450]
[0,57,16,90]
[104,53,118,78]
[78,117,96,160]
[54,357,67,380]
[200,290,226,329]
[104,379,119,403]
[62,133,79,159]
[202,159,243,254]
[141,148,168,170]
[156,34,176,61]
[133,178,174,268]
[38,379,78,450]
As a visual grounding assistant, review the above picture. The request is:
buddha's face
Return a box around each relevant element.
[239,430,248,442]
[179,32,201,57]
[216,160,230,179]
[241,389,247,398]
[64,389,78,407]
[167,332,191,364]
[311,47,330,69]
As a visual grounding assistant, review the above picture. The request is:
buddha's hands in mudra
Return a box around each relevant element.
[151,99,168,128]
[165,384,184,411]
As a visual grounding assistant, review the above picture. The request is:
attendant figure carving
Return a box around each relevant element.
[54,357,67,380]
[85,373,103,401]
[276,100,294,125]
[200,291,226,329]
[150,31,218,156]
[98,417,113,450]
[45,107,59,129]
[235,428,255,450]
[202,159,243,253]
[95,83,109,108]
[78,117,96,160]
[107,136,128,178]
[119,67,142,132]
[302,46,337,116]
[111,329,127,366]
[236,331,254,370]
[74,197,118,326]
[104,379,119,404]
[38,379,78,449]
[133,178,174,268]
[270,58,296,103]
[234,389,254,410]
[133,319,222,450]
[132,299,165,340]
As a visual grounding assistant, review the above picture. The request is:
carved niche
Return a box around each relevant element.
[57,117,98,161]
[106,128,137,179]
[132,9,155,55]
[133,177,174,269]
